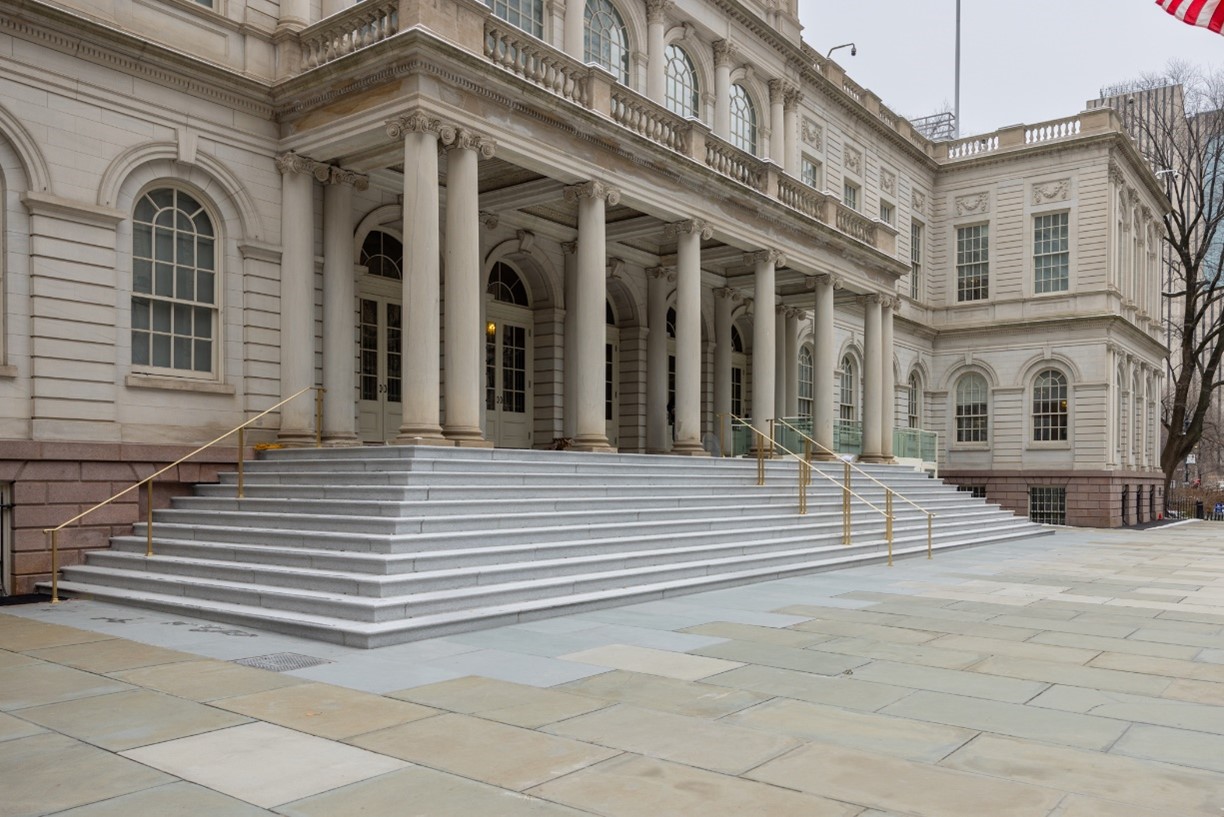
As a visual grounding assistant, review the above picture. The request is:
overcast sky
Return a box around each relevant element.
[797,1,1224,137]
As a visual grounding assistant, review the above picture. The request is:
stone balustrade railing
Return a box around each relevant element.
[300,0,398,70]
[946,109,1115,160]
[834,201,878,247]
[777,176,830,223]
[1026,116,1081,144]
[704,135,768,193]
[610,89,690,154]
[484,22,590,107]
[947,134,999,159]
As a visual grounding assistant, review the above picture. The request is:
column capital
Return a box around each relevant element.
[444,128,497,159]
[326,166,370,191]
[275,152,330,182]
[768,78,786,104]
[712,38,739,66]
[665,218,713,241]
[775,302,788,315]
[784,85,804,110]
[645,0,673,23]
[808,273,843,290]
[479,210,500,230]
[561,240,578,255]
[385,111,454,141]
[647,265,676,282]
[564,180,622,206]
[713,286,742,301]
[744,249,785,267]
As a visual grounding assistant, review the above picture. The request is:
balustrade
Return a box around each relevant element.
[484,23,590,106]
[834,202,877,246]
[610,90,689,153]
[301,0,398,69]
[704,136,768,192]
[777,177,829,223]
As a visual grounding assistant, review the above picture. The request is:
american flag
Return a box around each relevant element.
[1157,0,1224,34]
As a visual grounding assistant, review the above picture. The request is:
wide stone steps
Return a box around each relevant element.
[53,445,1050,646]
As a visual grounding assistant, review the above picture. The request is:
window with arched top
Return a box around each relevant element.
[487,261,529,306]
[666,307,677,338]
[839,355,857,422]
[585,0,629,84]
[798,345,814,420]
[955,373,989,443]
[1032,369,1068,442]
[664,44,700,119]
[360,231,403,280]
[907,372,921,429]
[485,0,543,37]
[729,84,757,155]
[731,324,745,416]
[131,187,217,374]
[731,325,744,353]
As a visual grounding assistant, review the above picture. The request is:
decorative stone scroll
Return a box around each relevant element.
[447,128,497,159]
[328,167,369,191]
[274,152,330,182]
[647,265,676,283]
[784,85,804,110]
[1032,178,1070,205]
[385,111,455,144]
[713,286,743,302]
[563,180,622,206]
[479,211,500,231]
[645,0,673,23]
[954,191,989,217]
[744,249,786,267]
[664,218,713,241]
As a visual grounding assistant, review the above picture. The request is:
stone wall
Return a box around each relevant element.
[943,469,1165,529]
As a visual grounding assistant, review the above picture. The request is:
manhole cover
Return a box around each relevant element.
[232,652,333,672]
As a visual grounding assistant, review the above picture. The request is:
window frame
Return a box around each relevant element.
[878,199,894,226]
[842,180,860,211]
[728,83,758,155]
[954,372,989,445]
[798,345,814,420]
[584,0,630,84]
[801,155,823,190]
[956,223,990,303]
[1033,211,1070,295]
[839,354,858,422]
[1031,368,1069,444]
[909,220,924,300]
[663,43,700,119]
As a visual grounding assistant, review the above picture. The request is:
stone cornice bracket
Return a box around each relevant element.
[385,112,455,143]
[479,211,500,231]
[712,39,739,67]
[713,286,743,301]
[664,218,713,241]
[328,167,370,191]
[516,229,535,250]
[607,257,625,279]
[446,128,497,159]
[275,151,330,182]
[647,265,677,283]
[744,249,786,267]
[645,0,674,24]
[563,180,622,206]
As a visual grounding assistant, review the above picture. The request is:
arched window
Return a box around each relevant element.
[729,84,757,155]
[730,325,745,417]
[1032,369,1068,442]
[585,0,629,84]
[487,261,529,305]
[360,231,402,280]
[131,188,216,374]
[798,345,814,420]
[955,373,989,443]
[839,355,857,422]
[664,44,700,119]
[731,325,744,353]
[485,0,543,37]
[907,372,921,429]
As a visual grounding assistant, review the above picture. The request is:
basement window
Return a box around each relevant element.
[1028,486,1066,525]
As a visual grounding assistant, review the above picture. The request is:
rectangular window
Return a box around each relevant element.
[956,224,989,302]
[910,221,923,299]
[1034,212,1070,293]
[1029,486,1067,525]
[879,201,894,226]
[843,181,859,211]
[957,485,987,499]
[731,367,743,417]
[802,156,823,189]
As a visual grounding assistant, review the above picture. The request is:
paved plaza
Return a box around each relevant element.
[2,523,1224,816]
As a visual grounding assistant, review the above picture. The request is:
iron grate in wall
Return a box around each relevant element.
[232,652,333,673]
[1029,486,1067,525]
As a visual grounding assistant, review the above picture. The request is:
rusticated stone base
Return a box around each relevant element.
[941,469,1165,528]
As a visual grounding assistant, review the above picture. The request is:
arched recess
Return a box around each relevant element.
[98,141,263,241]
[484,238,559,308]
[939,359,1000,392]
[0,104,51,194]
[664,28,712,114]
[354,204,403,259]
[1014,351,1083,389]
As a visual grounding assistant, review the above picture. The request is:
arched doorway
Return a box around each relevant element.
[485,262,534,448]
[357,230,403,442]
[606,300,620,447]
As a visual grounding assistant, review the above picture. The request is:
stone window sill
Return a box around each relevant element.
[126,373,235,395]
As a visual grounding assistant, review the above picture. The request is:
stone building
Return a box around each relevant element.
[0,0,1166,594]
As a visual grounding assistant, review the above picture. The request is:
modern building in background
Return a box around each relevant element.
[0,0,1167,594]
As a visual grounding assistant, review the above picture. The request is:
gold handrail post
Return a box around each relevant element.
[755,425,765,485]
[237,427,245,500]
[48,530,59,604]
[927,513,933,560]
[842,459,851,546]
[315,386,325,448]
[145,481,154,557]
[886,489,894,551]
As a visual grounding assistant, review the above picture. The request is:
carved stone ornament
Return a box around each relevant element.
[479,211,500,231]
[560,240,578,255]
[954,192,990,217]
[843,145,863,176]
[607,257,625,279]
[801,117,823,150]
[1031,178,1070,205]
[714,286,743,301]
[1108,160,1126,186]
[563,180,622,206]
[775,302,788,315]
[880,168,897,197]
[768,79,786,104]
[385,111,453,142]
[448,128,497,159]
[329,167,369,191]
[911,188,927,214]
[811,272,843,290]
[744,249,786,267]
[784,85,804,109]
[665,218,713,240]
[645,0,673,23]
[712,39,739,67]
[647,265,676,282]
[275,152,330,182]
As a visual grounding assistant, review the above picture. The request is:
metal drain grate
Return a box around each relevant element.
[232,652,333,672]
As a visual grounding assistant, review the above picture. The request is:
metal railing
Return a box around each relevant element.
[42,387,325,604]
[775,418,935,564]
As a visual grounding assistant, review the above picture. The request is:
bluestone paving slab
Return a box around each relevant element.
[745,741,1063,817]
[804,635,989,670]
[1110,722,1224,773]
[879,689,1128,750]
[1027,684,1224,734]
[789,618,942,644]
[1055,795,1181,817]
[721,697,978,762]
[276,765,593,817]
[0,662,133,711]
[121,722,408,808]
[847,659,1049,703]
[1128,626,1224,649]
[425,647,612,686]
[689,638,869,676]
[0,615,112,652]
[1089,651,1224,684]
[1162,677,1224,705]
[213,682,437,740]
[987,613,1141,638]
[559,643,742,680]
[556,669,769,718]
[23,638,197,673]
[108,658,307,701]
[1029,630,1202,659]
[942,733,1224,816]
[285,657,464,693]
[385,675,609,727]
[0,711,44,743]
[0,732,172,817]
[527,753,861,817]
[968,654,1173,696]
[347,712,619,791]
[17,688,250,751]
[543,702,800,774]
[47,781,278,817]
[926,633,1100,664]
[705,664,914,712]
[679,620,833,647]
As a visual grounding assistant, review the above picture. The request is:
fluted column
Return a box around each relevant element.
[275,152,325,445]
[880,298,895,460]
[562,241,579,439]
[646,267,671,453]
[321,166,368,446]
[668,219,712,455]
[861,294,884,461]
[812,275,839,457]
[565,181,620,451]
[387,112,449,445]
[564,0,585,60]
[646,0,672,104]
[783,86,803,176]
[749,250,783,442]
[713,40,737,140]
[443,130,497,447]
[774,303,787,420]
[768,80,786,165]
[713,287,737,439]
[785,308,799,417]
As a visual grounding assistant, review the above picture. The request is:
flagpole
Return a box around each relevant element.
[954,0,961,137]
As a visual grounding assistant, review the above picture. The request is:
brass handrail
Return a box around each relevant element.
[775,418,936,564]
[42,386,325,604]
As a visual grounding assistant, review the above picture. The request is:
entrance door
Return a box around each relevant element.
[485,304,533,448]
[357,295,402,442]
[606,326,619,447]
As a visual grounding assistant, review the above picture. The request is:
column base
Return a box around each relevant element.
[671,439,710,456]
[810,450,839,462]
[321,434,360,448]
[276,430,317,448]
[570,434,616,453]
[858,454,894,464]
[393,426,453,446]
[444,426,493,447]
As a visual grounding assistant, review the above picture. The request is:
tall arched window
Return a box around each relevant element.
[487,261,529,305]
[360,231,402,280]
[731,325,745,416]
[585,0,629,84]
[486,0,543,37]
[729,84,757,155]
[131,188,217,374]
[665,44,700,119]
[1032,369,1068,442]
[798,345,814,420]
[839,355,857,422]
[1117,365,1127,462]
[907,372,921,429]
[955,373,989,443]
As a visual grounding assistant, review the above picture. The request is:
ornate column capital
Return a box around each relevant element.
[768,78,786,104]
[645,0,673,24]
[385,111,454,142]
[712,39,739,67]
[647,265,676,283]
[665,218,713,241]
[327,167,370,191]
[713,286,742,302]
[564,180,622,206]
[445,128,497,159]
[561,240,578,255]
[744,249,785,267]
[479,211,500,230]
[784,85,804,110]
[275,151,331,182]
[775,302,788,315]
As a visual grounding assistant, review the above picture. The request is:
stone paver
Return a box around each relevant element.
[559,643,742,680]
[213,682,437,740]
[557,669,769,718]
[0,662,133,711]
[386,675,609,727]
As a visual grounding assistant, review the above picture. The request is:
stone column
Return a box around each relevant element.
[562,241,579,439]
[443,130,497,447]
[748,250,783,442]
[646,0,672,104]
[668,219,712,456]
[812,275,839,457]
[275,152,325,445]
[861,294,884,461]
[768,80,786,165]
[564,0,585,60]
[713,287,737,441]
[387,112,449,445]
[646,266,672,453]
[279,0,310,29]
[564,181,620,452]
[783,86,803,176]
[785,308,799,417]
[321,0,346,17]
[880,298,895,460]
[774,303,787,421]
[713,40,736,141]
[321,166,368,446]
